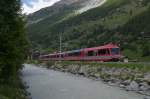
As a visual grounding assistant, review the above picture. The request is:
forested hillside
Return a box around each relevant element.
[27,0,150,61]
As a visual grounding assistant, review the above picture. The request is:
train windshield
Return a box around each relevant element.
[111,48,119,55]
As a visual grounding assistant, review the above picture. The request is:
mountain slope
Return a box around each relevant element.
[27,0,150,61]
[27,0,105,25]
[27,0,106,48]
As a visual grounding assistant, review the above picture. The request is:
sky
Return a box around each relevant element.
[22,0,61,14]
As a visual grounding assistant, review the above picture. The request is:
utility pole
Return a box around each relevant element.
[59,33,62,60]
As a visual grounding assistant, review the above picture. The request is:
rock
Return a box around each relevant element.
[144,96,150,99]
[108,81,117,86]
[144,73,150,82]
[139,82,150,91]
[126,81,139,91]
[79,66,88,76]
[93,73,100,78]
[140,85,149,91]
[119,84,126,88]
[121,80,131,86]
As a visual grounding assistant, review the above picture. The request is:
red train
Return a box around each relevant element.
[39,43,122,62]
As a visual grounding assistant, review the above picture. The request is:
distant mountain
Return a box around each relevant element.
[26,0,150,61]
[27,0,105,25]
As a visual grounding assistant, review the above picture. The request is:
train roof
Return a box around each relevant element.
[41,43,119,56]
[84,43,119,51]
[65,49,82,53]
[43,49,82,56]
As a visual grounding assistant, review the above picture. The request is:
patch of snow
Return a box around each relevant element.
[76,0,107,14]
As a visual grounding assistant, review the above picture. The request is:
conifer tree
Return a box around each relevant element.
[0,0,28,80]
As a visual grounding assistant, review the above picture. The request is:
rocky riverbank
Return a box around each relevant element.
[42,61,150,97]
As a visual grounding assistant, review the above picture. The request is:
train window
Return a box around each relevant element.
[46,56,50,58]
[87,51,94,56]
[68,52,80,56]
[68,53,73,56]
[57,55,60,58]
[61,54,64,58]
[111,48,119,55]
[54,55,57,58]
[98,49,109,55]
[73,52,81,56]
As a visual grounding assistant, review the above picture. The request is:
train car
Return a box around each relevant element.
[39,43,122,62]
[83,43,121,61]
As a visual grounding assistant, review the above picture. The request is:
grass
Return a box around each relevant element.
[57,61,150,72]
[0,76,26,99]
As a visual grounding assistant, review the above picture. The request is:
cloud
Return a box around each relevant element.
[22,0,61,14]
[22,0,38,8]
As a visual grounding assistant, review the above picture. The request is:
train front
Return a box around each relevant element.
[110,47,122,61]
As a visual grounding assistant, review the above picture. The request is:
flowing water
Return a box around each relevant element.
[22,64,145,99]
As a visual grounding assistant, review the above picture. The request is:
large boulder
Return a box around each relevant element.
[126,81,139,91]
